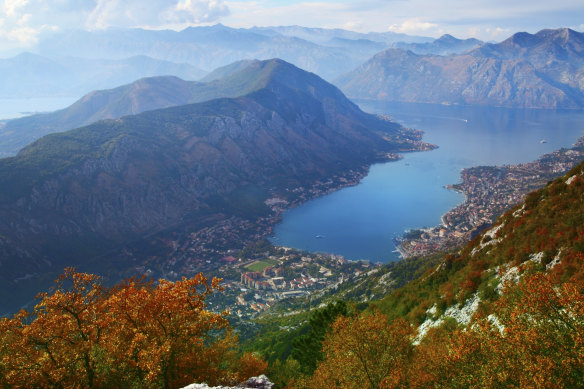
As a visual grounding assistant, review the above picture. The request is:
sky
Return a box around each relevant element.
[1,0,583,51]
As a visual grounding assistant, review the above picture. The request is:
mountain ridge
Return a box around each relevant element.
[0,59,427,313]
[336,28,584,109]
[0,58,382,157]
[392,34,483,55]
[30,24,414,82]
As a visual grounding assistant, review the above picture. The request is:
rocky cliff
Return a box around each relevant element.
[182,375,273,389]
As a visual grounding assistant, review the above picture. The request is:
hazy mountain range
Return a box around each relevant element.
[28,24,430,82]
[0,59,306,157]
[0,24,437,101]
[0,52,206,99]
[0,27,580,173]
[3,26,582,112]
[0,59,427,313]
[393,34,483,55]
[336,28,584,109]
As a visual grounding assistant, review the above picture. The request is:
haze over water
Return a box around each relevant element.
[0,97,77,120]
[272,102,584,263]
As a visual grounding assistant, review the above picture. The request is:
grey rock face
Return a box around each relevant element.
[181,375,274,389]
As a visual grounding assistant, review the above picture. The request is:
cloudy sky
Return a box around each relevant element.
[1,0,583,51]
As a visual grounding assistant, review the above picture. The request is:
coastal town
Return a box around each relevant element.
[206,247,376,318]
[125,165,382,318]
[148,167,370,277]
[398,137,584,258]
[122,137,440,317]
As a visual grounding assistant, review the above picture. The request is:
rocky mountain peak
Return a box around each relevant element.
[436,34,458,43]
[504,31,541,48]
[536,27,583,44]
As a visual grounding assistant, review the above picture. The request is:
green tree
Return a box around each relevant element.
[290,300,349,374]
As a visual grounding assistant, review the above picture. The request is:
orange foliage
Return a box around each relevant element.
[299,272,584,388]
[310,312,414,389]
[411,273,584,388]
[234,352,269,383]
[0,268,266,388]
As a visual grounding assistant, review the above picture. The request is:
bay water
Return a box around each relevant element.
[271,102,584,263]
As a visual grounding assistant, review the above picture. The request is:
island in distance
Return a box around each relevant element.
[0,59,433,314]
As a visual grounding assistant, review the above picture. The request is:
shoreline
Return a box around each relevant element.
[397,136,584,259]
[148,125,436,277]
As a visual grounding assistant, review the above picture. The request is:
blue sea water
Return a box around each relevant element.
[271,102,584,263]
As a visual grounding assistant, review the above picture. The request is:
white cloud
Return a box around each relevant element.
[86,0,229,30]
[485,27,511,40]
[388,19,438,34]
[0,26,37,46]
[174,0,230,24]
[341,21,363,31]
[4,0,30,17]
[0,0,229,50]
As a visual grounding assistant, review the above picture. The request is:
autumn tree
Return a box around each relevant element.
[1,269,107,387]
[488,273,584,387]
[309,312,414,389]
[0,268,266,388]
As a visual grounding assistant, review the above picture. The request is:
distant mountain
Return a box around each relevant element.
[251,25,432,45]
[471,28,584,99]
[0,53,206,99]
[29,24,429,82]
[1,56,385,156]
[200,60,261,82]
[473,28,584,63]
[0,76,199,156]
[0,59,426,313]
[0,53,70,98]
[393,34,483,55]
[336,28,584,109]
